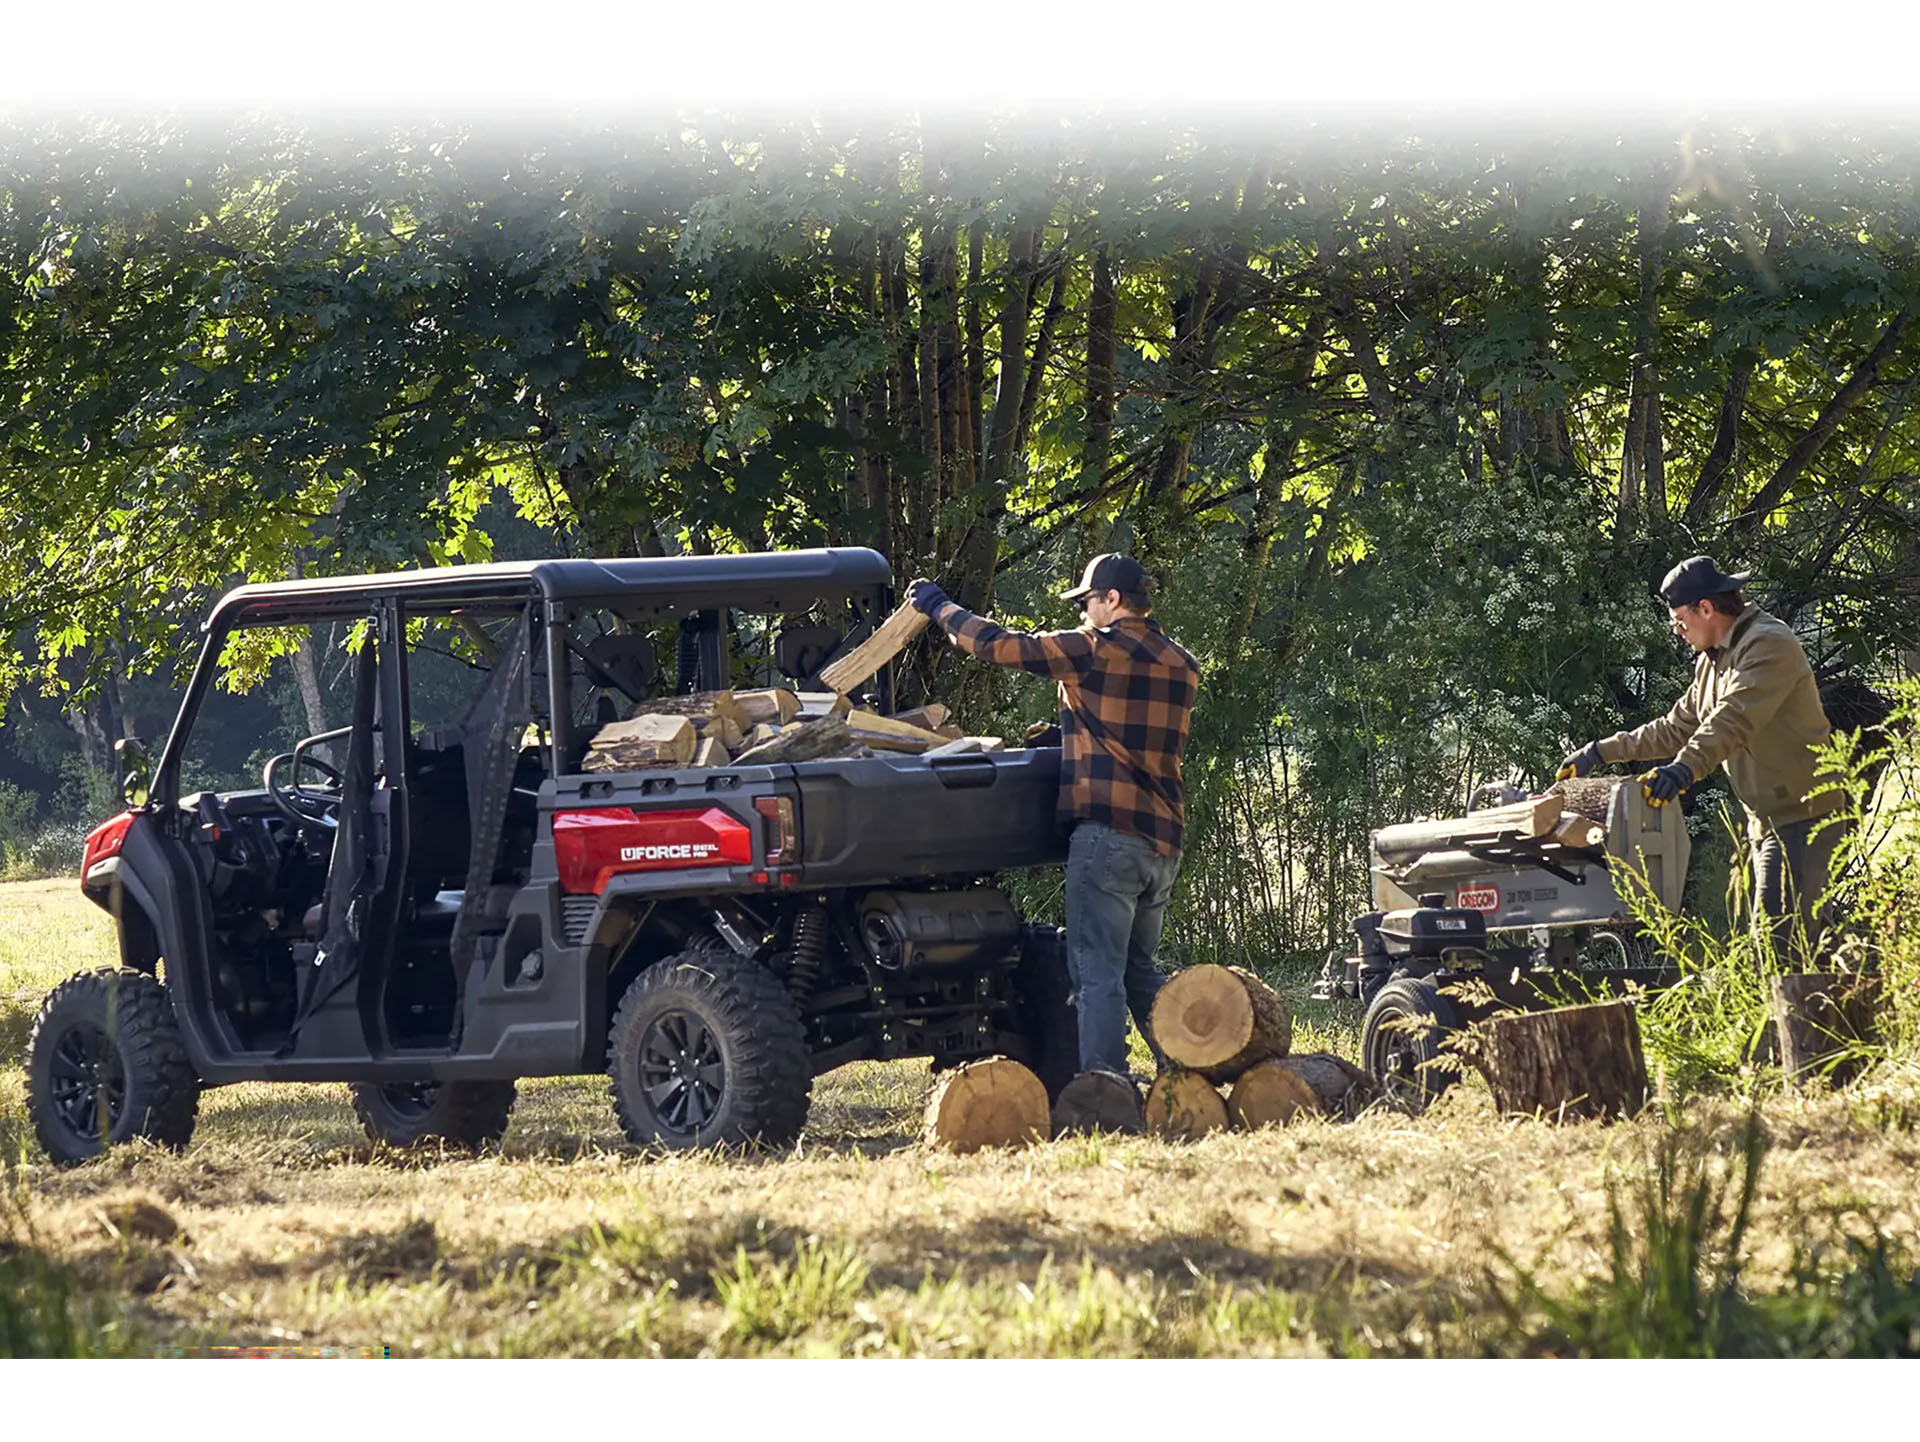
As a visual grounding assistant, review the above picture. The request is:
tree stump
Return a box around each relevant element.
[922,1056,1049,1154]
[1143,1070,1229,1141]
[1772,973,1883,1087]
[1229,1053,1374,1126]
[1051,1070,1144,1136]
[1149,965,1292,1082]
[1470,1001,1647,1121]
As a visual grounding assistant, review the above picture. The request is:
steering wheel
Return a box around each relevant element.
[264,745,345,835]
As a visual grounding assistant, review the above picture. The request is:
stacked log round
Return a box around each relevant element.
[1149,965,1293,1084]
[922,1056,1050,1153]
[1051,1070,1145,1136]
[1229,1053,1374,1127]
[1143,1070,1229,1140]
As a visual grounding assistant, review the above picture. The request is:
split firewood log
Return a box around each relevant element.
[1143,1070,1229,1141]
[690,735,730,768]
[686,713,747,752]
[733,715,856,764]
[923,1056,1050,1153]
[845,709,947,754]
[819,601,931,696]
[581,714,696,772]
[632,690,752,734]
[736,688,800,727]
[1051,1070,1144,1136]
[1228,1053,1373,1127]
[889,703,949,732]
[1149,964,1293,1083]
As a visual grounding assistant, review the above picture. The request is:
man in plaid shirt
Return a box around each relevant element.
[908,554,1199,1080]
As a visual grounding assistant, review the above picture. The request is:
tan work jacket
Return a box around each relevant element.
[1596,605,1836,833]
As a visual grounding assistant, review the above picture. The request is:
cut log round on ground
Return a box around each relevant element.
[1772,973,1882,1087]
[1226,1061,1319,1129]
[1149,964,1293,1082]
[1143,1070,1228,1141]
[1230,1053,1374,1126]
[1051,1070,1144,1136]
[581,714,696,772]
[923,1056,1050,1153]
[734,715,855,765]
[818,601,931,696]
[736,688,800,727]
[1469,1000,1647,1121]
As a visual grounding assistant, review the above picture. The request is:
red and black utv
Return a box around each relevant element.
[30,548,1077,1163]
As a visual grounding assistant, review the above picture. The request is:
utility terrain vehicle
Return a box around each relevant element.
[30,548,1077,1163]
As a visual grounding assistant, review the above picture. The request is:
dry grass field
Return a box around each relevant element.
[5,877,1920,1357]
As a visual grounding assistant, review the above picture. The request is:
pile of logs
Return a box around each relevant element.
[1144,964,1373,1136]
[922,964,1377,1154]
[581,602,1005,774]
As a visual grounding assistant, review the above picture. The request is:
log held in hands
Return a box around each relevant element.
[818,601,931,696]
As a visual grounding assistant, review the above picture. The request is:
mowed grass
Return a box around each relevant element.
[5,879,1920,1356]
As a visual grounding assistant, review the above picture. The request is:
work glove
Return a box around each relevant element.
[1640,760,1693,807]
[906,578,950,616]
[1556,741,1605,782]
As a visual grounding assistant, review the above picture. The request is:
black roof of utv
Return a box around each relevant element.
[208,547,895,627]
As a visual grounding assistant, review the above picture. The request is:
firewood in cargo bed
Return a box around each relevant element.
[631,690,752,733]
[888,702,948,732]
[845,709,948,754]
[1143,1069,1228,1140]
[1149,964,1293,1083]
[922,1056,1049,1153]
[1051,1070,1144,1136]
[581,714,696,772]
[818,600,930,696]
[736,688,800,727]
[1227,1053,1373,1127]
[1468,1001,1647,1121]
[733,715,859,764]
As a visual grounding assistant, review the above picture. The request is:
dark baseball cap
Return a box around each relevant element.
[1660,555,1750,607]
[1061,553,1151,603]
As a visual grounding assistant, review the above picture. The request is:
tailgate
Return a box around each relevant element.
[791,749,1065,885]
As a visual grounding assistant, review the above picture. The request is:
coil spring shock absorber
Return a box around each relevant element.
[786,904,829,1005]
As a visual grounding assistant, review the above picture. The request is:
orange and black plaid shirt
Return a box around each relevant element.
[927,601,1200,854]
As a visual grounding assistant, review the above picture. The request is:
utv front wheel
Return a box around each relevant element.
[28,968,201,1166]
[607,939,811,1151]
[349,1080,517,1150]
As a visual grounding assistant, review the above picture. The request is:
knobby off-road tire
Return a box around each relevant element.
[349,1080,517,1150]
[1011,923,1079,1102]
[28,968,201,1167]
[607,938,812,1151]
[1361,975,1459,1114]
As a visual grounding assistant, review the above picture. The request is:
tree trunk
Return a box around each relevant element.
[1051,1069,1144,1136]
[1470,1001,1648,1121]
[1620,165,1671,519]
[923,1055,1050,1153]
[1771,974,1882,1087]
[1143,1070,1229,1140]
[1148,964,1293,1082]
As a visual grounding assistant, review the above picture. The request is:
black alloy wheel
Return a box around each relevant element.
[638,1009,727,1134]
[607,937,811,1151]
[1360,975,1459,1114]
[28,968,201,1166]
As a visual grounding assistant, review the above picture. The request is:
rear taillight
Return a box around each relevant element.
[753,796,796,865]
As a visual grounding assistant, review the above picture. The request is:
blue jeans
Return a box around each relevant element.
[1065,822,1180,1075]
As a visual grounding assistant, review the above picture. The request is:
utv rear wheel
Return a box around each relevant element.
[607,939,811,1151]
[28,968,200,1167]
[1361,975,1459,1113]
[349,1080,517,1150]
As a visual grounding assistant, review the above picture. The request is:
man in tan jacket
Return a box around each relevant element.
[1559,556,1841,963]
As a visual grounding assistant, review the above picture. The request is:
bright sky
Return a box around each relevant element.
[17,0,1916,111]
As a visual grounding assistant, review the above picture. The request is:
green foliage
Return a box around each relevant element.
[713,1238,871,1345]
